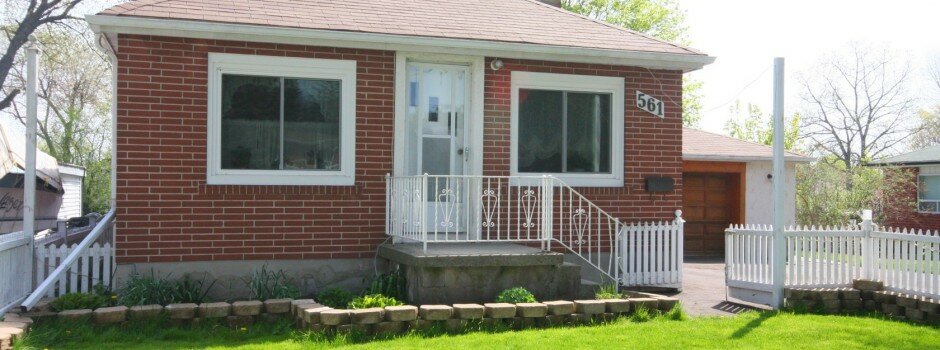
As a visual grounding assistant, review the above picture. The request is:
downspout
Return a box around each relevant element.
[93,33,117,212]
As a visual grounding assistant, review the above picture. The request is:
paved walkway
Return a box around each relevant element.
[666,257,768,316]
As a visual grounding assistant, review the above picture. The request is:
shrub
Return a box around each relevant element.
[118,270,178,306]
[347,294,403,309]
[50,293,109,312]
[594,283,622,300]
[363,269,405,301]
[317,287,355,309]
[173,274,217,304]
[242,265,301,301]
[495,287,536,303]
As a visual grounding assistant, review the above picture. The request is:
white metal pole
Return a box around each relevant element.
[771,57,786,308]
[25,37,40,289]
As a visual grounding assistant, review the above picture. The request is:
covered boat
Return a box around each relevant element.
[0,123,63,233]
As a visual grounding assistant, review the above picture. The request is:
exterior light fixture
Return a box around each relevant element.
[490,58,504,71]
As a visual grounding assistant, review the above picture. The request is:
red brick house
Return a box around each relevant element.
[87,0,714,297]
[868,145,940,230]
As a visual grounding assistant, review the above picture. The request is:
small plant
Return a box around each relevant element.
[174,274,217,304]
[118,270,178,306]
[50,293,109,311]
[495,287,536,303]
[594,283,623,300]
[363,269,406,301]
[630,304,653,322]
[662,302,688,321]
[347,294,404,309]
[242,265,301,301]
[316,287,355,308]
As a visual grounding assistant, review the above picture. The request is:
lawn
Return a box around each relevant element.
[15,311,940,350]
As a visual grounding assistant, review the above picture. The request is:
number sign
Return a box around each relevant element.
[636,91,665,118]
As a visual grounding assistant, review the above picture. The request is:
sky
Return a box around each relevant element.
[681,0,940,135]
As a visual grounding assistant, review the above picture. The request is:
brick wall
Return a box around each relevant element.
[114,35,684,264]
[882,167,940,230]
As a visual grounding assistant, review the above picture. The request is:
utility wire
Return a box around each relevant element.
[703,65,774,113]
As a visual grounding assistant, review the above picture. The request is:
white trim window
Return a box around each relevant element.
[919,174,940,213]
[207,53,356,186]
[510,71,624,187]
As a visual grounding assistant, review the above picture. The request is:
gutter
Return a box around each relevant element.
[86,15,715,72]
[683,154,814,163]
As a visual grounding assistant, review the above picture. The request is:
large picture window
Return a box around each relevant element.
[511,72,624,187]
[920,174,940,213]
[207,54,356,185]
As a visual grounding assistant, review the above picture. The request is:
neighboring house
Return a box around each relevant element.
[0,123,86,233]
[867,145,940,230]
[87,0,714,295]
[682,128,812,256]
[57,164,85,220]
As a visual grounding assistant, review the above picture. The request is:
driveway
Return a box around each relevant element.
[666,257,767,316]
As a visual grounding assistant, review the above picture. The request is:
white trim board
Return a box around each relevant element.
[86,15,714,72]
[510,71,625,187]
[206,53,357,186]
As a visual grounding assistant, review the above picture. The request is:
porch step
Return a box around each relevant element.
[579,279,600,299]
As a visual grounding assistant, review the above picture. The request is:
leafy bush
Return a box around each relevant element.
[174,274,217,304]
[317,287,355,308]
[50,293,109,311]
[363,269,406,301]
[594,283,623,300]
[347,294,403,309]
[242,265,301,301]
[118,270,178,306]
[495,287,536,303]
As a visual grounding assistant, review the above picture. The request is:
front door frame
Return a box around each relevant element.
[393,52,485,177]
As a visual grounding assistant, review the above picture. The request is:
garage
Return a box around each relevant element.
[682,128,811,257]
[682,165,743,256]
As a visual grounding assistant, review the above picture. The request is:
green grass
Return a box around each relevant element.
[15,311,940,350]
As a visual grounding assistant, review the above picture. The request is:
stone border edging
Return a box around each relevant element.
[784,279,940,323]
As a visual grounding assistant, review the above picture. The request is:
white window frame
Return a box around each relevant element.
[206,53,357,186]
[510,71,624,187]
[918,170,940,214]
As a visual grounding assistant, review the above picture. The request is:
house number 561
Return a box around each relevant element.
[636,91,665,118]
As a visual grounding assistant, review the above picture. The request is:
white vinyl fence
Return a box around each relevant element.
[0,231,33,313]
[726,214,940,305]
[34,242,114,297]
[621,216,684,289]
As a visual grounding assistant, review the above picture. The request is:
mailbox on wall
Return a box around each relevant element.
[645,177,674,192]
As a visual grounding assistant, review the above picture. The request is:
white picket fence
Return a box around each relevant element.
[0,231,33,313]
[621,216,684,289]
[34,242,114,297]
[726,217,940,304]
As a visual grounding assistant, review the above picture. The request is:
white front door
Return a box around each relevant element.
[404,62,471,234]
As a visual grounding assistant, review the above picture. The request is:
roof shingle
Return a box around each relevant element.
[97,0,703,56]
[683,128,812,162]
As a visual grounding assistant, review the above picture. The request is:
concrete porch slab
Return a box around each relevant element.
[378,243,563,267]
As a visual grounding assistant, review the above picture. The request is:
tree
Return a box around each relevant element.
[562,0,704,126]
[724,101,801,150]
[799,44,918,169]
[796,157,915,225]
[6,26,111,214]
[910,106,940,149]
[0,0,87,112]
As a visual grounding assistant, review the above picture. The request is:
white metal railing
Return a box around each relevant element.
[621,214,684,289]
[725,217,940,300]
[385,174,683,286]
[21,209,115,311]
[0,231,33,314]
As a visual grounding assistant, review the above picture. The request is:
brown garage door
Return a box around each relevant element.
[683,173,738,257]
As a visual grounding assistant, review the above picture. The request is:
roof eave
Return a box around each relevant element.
[86,14,715,72]
[683,154,814,163]
[865,161,940,167]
